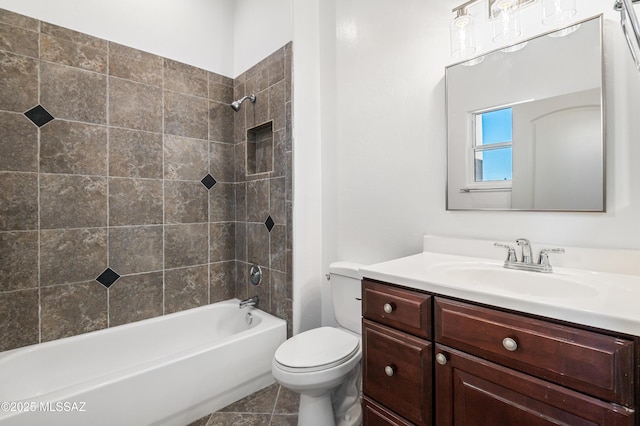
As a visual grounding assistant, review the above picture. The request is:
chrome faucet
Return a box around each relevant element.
[494,239,565,273]
[239,295,259,309]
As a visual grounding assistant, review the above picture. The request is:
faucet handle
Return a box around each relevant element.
[494,243,517,262]
[538,248,565,266]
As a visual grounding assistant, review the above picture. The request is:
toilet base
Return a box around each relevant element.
[298,392,335,426]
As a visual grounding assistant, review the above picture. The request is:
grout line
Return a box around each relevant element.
[105,40,111,329]
[36,19,42,344]
[161,58,166,316]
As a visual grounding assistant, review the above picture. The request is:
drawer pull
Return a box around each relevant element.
[502,337,518,352]
[383,303,394,314]
[436,353,448,365]
[384,365,396,376]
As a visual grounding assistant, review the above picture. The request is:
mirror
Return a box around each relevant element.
[446,16,604,211]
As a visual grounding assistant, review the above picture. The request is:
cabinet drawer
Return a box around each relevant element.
[363,279,432,339]
[363,396,413,426]
[434,297,635,407]
[435,344,635,426]
[363,319,432,426]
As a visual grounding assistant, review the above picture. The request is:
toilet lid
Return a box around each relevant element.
[274,327,360,370]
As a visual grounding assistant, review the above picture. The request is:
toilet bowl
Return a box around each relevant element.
[272,262,363,426]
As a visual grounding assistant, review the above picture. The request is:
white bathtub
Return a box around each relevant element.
[0,299,286,426]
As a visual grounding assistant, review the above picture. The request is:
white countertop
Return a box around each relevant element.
[360,250,640,336]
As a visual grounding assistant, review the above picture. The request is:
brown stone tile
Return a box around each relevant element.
[164,180,208,224]
[234,142,247,181]
[235,260,249,300]
[40,174,107,229]
[0,172,38,231]
[246,61,269,97]
[210,261,235,303]
[210,183,235,222]
[0,21,38,57]
[270,270,287,320]
[221,383,279,413]
[210,101,234,143]
[274,384,299,414]
[0,51,38,113]
[164,265,209,314]
[206,413,270,426]
[40,120,107,175]
[41,22,106,50]
[209,72,233,104]
[236,182,247,223]
[164,223,208,269]
[235,222,247,262]
[0,9,39,31]
[109,77,163,132]
[0,111,38,172]
[270,80,286,131]
[41,61,107,124]
[233,96,247,143]
[108,178,163,226]
[40,228,107,286]
[268,47,285,86]
[247,223,269,268]
[286,202,292,251]
[164,58,208,97]
[285,43,292,103]
[270,225,286,273]
[109,225,163,275]
[285,102,292,151]
[0,231,38,291]
[253,267,270,313]
[40,32,107,73]
[164,134,209,181]
[108,271,163,326]
[0,288,39,351]
[40,281,108,341]
[210,222,235,262]
[210,142,235,183]
[109,128,163,179]
[164,90,208,139]
[108,42,163,87]
[246,179,270,223]
[269,415,298,426]
[270,177,286,225]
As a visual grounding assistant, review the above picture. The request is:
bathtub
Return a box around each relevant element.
[0,299,286,426]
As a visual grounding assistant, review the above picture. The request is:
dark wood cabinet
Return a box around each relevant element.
[361,279,638,426]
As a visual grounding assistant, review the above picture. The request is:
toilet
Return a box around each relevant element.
[272,262,363,426]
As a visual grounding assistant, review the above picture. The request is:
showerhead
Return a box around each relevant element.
[230,94,256,112]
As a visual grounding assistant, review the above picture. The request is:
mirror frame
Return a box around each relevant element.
[445,15,606,212]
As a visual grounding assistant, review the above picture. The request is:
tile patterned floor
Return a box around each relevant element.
[187,383,299,426]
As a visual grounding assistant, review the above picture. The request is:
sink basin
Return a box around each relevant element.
[428,262,600,299]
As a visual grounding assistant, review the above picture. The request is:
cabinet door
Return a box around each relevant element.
[363,397,413,426]
[435,344,635,426]
[363,319,432,426]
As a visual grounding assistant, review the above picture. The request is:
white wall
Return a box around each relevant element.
[313,0,640,327]
[0,0,236,76]
[233,0,292,76]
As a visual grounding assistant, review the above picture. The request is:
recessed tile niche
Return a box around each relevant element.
[247,121,273,175]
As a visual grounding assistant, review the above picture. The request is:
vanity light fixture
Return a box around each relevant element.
[450,6,477,59]
[614,0,640,71]
[450,0,581,58]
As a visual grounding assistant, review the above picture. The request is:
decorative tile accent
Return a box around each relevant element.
[201,174,217,190]
[24,104,54,127]
[265,215,275,232]
[96,267,120,288]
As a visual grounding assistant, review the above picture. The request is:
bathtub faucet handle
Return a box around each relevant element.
[239,295,259,309]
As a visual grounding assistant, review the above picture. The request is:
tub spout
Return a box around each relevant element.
[239,295,259,309]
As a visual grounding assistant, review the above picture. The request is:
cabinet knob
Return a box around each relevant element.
[383,303,394,314]
[435,353,448,365]
[384,365,395,376]
[502,337,518,352]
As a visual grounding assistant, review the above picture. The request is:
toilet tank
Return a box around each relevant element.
[329,262,363,335]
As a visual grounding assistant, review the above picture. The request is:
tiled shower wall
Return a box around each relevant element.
[0,8,293,352]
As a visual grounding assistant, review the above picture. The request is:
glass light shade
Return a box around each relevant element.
[492,0,522,44]
[450,13,477,59]
[542,0,577,25]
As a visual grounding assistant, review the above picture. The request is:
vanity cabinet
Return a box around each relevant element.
[361,279,637,426]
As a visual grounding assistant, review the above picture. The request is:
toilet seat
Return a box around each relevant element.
[274,327,360,373]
